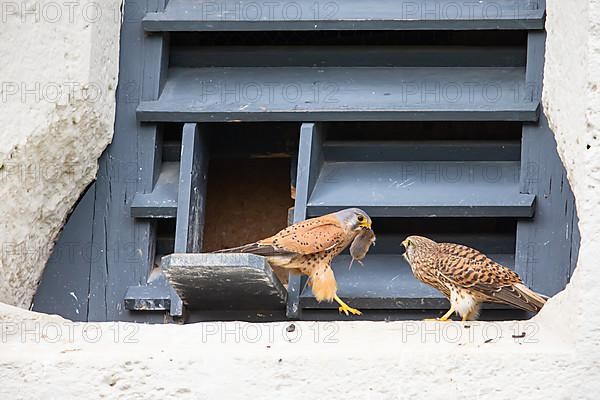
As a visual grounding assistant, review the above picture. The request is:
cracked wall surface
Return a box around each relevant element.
[0,1,121,308]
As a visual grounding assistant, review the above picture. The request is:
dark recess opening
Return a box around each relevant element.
[202,157,293,255]
[171,30,527,47]
[158,122,299,284]
[366,217,517,255]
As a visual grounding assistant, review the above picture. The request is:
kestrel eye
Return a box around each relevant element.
[357,215,364,222]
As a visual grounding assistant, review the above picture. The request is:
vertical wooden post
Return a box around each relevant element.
[287,122,323,318]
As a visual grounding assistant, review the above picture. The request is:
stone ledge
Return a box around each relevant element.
[0,316,583,399]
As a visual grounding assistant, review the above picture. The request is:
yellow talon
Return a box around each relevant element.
[424,307,455,322]
[338,304,362,316]
[334,295,362,316]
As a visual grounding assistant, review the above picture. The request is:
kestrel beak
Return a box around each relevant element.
[399,240,409,254]
[359,219,371,229]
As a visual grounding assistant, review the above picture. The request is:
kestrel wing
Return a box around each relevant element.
[259,220,347,255]
[435,243,542,311]
[215,215,345,257]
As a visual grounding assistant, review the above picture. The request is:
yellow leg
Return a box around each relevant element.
[461,314,468,322]
[425,306,455,322]
[334,295,362,316]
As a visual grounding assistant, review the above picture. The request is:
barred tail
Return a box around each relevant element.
[513,283,547,312]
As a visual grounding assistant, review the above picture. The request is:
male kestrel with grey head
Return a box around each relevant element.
[400,235,547,321]
[216,208,373,315]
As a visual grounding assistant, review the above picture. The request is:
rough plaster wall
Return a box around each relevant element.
[0,301,590,400]
[0,1,121,307]
[1,0,600,398]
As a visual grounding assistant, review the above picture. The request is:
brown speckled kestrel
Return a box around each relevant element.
[400,235,547,321]
[215,208,373,316]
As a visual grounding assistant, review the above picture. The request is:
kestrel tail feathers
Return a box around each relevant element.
[498,282,547,312]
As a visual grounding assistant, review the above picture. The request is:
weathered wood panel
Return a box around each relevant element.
[174,123,208,253]
[308,161,535,217]
[33,184,96,321]
[137,67,538,122]
[515,31,580,296]
[287,123,323,318]
[130,162,179,218]
[144,0,545,31]
[86,0,169,322]
[163,253,287,309]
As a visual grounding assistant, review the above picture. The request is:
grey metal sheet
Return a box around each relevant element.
[162,253,287,310]
[144,0,545,31]
[137,66,539,122]
[308,161,535,217]
[130,161,179,218]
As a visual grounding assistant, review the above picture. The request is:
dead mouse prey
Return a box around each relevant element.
[349,228,376,269]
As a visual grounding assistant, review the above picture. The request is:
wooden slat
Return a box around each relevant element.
[287,123,323,318]
[137,66,539,122]
[144,0,545,31]
[307,203,535,218]
[307,161,536,217]
[124,286,171,311]
[130,161,179,218]
[174,123,209,253]
[323,141,522,162]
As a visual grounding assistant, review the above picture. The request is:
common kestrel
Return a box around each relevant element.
[215,208,373,315]
[400,235,547,321]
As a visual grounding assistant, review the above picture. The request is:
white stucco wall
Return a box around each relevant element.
[1,0,600,398]
[0,1,121,307]
[0,300,588,400]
